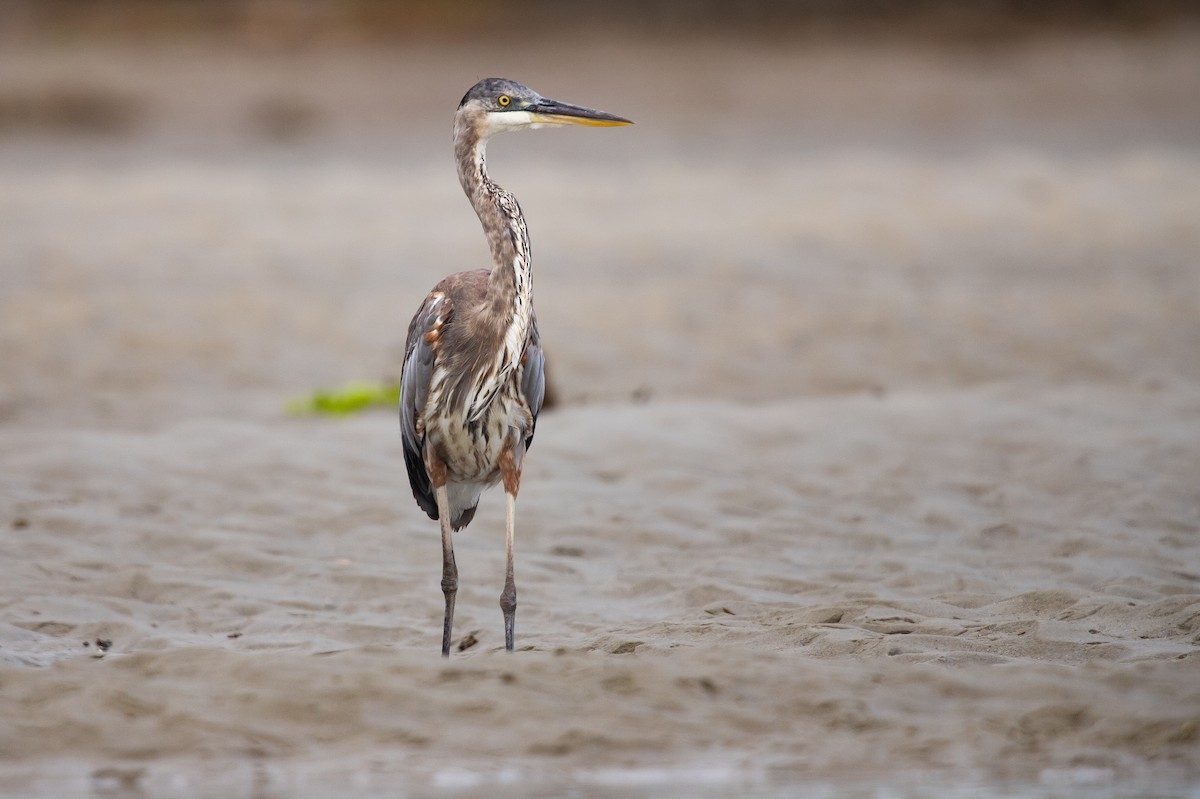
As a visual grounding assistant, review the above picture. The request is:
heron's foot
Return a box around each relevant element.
[500,584,517,652]
[441,576,458,658]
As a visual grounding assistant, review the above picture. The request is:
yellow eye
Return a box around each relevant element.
[498,95,511,107]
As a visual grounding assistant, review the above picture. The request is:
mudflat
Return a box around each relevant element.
[1,27,1198,795]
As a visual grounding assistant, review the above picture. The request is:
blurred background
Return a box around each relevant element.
[3,7,1200,786]
[1,0,1198,428]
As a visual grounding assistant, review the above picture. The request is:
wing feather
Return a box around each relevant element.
[520,313,546,450]
[400,291,447,521]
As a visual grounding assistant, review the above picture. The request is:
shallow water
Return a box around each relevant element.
[3,759,1198,799]
[2,753,1200,796]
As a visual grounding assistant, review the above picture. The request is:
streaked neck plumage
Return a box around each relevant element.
[450,109,535,422]
[454,111,533,325]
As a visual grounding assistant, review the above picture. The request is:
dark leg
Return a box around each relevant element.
[435,483,457,657]
[501,491,517,652]
[498,445,522,653]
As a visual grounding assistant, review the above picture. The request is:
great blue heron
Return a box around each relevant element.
[400,78,631,656]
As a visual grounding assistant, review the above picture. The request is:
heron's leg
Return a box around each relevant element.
[434,482,457,658]
[501,491,517,651]
[498,446,521,652]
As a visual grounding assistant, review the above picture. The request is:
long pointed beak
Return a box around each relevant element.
[527,98,632,127]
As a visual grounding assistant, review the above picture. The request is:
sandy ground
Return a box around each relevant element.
[1,27,1199,797]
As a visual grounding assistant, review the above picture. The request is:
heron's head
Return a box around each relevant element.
[457,78,632,138]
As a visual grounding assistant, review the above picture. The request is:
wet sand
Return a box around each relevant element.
[1,28,1199,796]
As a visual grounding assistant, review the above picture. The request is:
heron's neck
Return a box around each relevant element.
[455,132,533,327]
